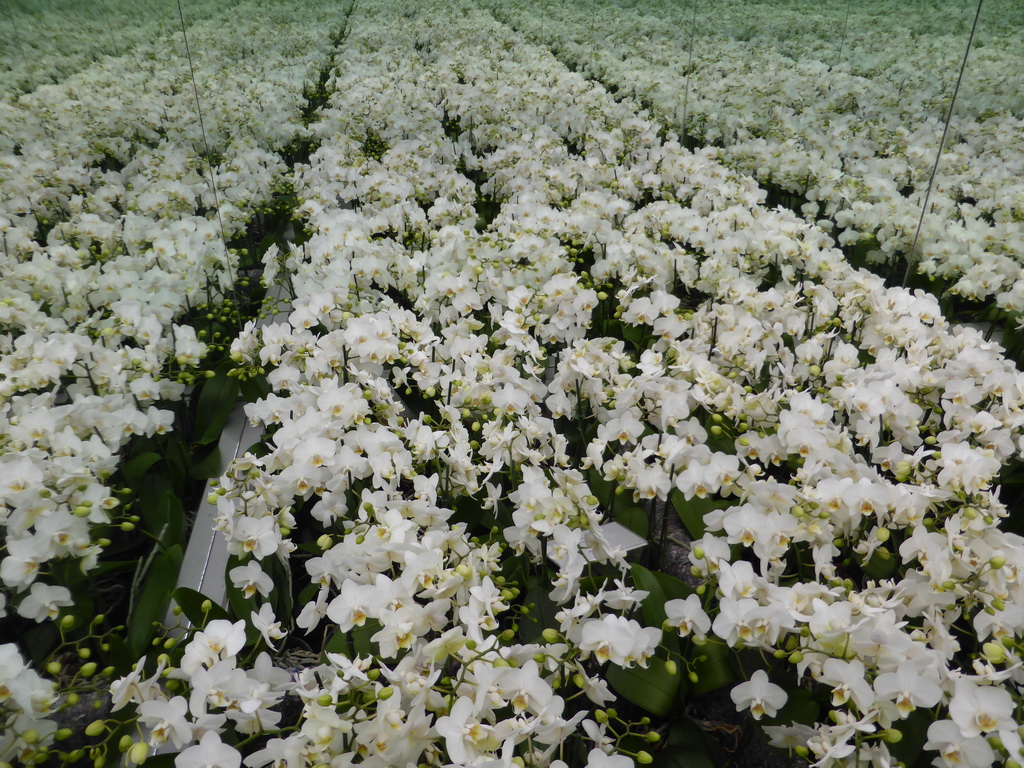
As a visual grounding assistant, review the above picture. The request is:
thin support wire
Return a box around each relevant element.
[2,0,30,81]
[175,0,234,287]
[680,0,699,147]
[835,0,853,68]
[902,0,985,287]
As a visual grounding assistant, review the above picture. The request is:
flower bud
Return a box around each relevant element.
[880,729,902,744]
[983,642,1007,664]
[541,628,560,644]
[128,742,149,765]
[317,694,333,707]
[81,662,98,678]
[85,720,106,737]
[664,660,678,676]
[119,735,133,753]
[377,687,395,701]
[637,751,653,764]
[990,555,1007,570]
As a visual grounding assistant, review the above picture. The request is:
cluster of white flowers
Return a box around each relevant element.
[0,0,238,97]
[0,2,354,762]
[488,0,1024,310]
[103,2,1024,767]
[0,643,59,763]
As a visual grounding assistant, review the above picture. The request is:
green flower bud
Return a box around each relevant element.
[85,720,106,737]
[128,742,149,765]
[983,641,1007,664]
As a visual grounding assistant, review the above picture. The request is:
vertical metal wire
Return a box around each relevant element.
[835,0,853,67]
[175,0,234,285]
[901,0,985,286]
[2,0,29,83]
[680,0,700,147]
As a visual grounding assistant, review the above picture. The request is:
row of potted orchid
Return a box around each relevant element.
[0,0,352,762]
[96,2,1024,768]
[0,0,242,97]
[484,0,1024,326]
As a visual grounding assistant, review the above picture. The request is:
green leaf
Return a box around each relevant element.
[195,364,240,445]
[104,634,136,675]
[769,687,820,727]
[519,580,560,643]
[323,629,352,660]
[615,503,649,538]
[670,490,730,540]
[651,570,695,601]
[451,494,494,531]
[888,709,932,767]
[690,638,738,696]
[163,435,189,489]
[189,443,223,480]
[630,564,669,628]
[862,549,897,580]
[142,491,186,549]
[172,587,233,628]
[607,656,680,717]
[239,371,272,402]
[121,452,162,486]
[224,555,253,618]
[269,557,294,630]
[352,619,381,656]
[23,623,60,666]
[654,717,719,768]
[128,545,183,655]
[586,467,615,507]
[137,753,178,767]
[621,322,647,351]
